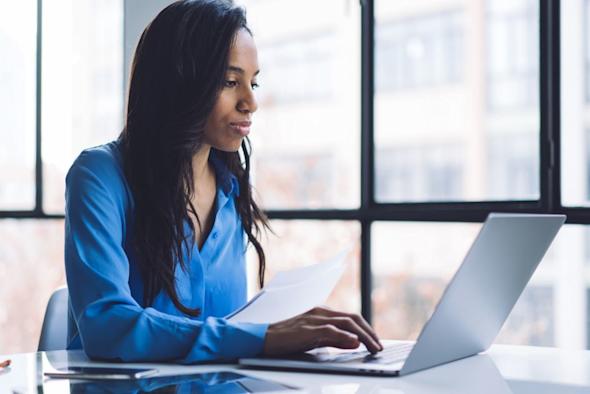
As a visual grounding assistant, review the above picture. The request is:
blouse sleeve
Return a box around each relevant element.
[64,148,268,363]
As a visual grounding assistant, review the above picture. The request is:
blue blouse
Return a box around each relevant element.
[64,140,268,363]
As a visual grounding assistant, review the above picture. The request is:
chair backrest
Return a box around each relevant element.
[38,286,69,351]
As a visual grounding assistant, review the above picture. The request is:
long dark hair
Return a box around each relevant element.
[119,0,268,316]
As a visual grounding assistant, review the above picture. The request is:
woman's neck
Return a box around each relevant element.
[192,145,213,186]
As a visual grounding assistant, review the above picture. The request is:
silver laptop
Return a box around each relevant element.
[239,213,565,376]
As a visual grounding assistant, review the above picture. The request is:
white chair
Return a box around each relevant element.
[38,286,69,351]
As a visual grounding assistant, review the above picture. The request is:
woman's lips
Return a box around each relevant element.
[229,121,251,136]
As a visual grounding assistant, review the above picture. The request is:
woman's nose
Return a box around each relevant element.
[237,87,258,114]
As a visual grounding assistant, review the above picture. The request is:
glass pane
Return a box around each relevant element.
[237,0,360,209]
[247,220,360,314]
[0,220,65,354]
[0,1,36,209]
[375,0,539,202]
[42,0,124,213]
[561,0,590,206]
[373,222,587,349]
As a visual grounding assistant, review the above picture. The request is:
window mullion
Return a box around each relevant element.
[540,0,561,213]
[35,0,43,215]
[360,0,375,323]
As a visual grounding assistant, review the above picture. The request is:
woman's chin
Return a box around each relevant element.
[213,141,243,153]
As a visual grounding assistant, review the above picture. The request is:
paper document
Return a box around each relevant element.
[226,251,348,324]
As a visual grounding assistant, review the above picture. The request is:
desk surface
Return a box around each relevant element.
[2,343,590,393]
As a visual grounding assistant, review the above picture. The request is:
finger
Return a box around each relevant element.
[312,324,360,350]
[310,316,381,354]
[307,305,333,316]
[347,314,383,350]
[311,308,383,351]
[332,317,381,353]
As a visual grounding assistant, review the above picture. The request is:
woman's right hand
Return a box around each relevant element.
[262,306,383,356]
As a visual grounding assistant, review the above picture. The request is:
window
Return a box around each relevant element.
[3,0,590,354]
[375,0,539,203]
[563,0,590,207]
[242,0,361,209]
[258,34,335,104]
[42,0,123,214]
[372,222,480,339]
[376,144,464,202]
[255,152,335,208]
[0,219,65,354]
[487,133,538,199]
[0,0,122,352]
[248,220,360,314]
[586,0,590,103]
[486,0,539,111]
[0,1,37,210]
[373,222,586,348]
[376,11,463,92]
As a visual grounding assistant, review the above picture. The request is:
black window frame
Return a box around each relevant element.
[0,0,579,324]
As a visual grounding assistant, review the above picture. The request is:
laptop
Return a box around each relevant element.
[239,213,565,376]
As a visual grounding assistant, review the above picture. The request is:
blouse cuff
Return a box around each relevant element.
[182,317,269,363]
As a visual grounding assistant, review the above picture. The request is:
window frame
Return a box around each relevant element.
[0,0,58,219]
[0,0,572,324]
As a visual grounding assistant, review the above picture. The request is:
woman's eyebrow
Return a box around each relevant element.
[227,65,260,76]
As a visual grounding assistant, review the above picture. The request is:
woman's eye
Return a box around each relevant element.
[224,80,238,88]
[251,82,260,90]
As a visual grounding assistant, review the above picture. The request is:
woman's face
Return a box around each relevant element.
[203,28,259,152]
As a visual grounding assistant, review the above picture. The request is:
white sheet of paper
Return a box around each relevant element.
[226,251,348,324]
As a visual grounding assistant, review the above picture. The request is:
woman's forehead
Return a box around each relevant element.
[228,29,259,72]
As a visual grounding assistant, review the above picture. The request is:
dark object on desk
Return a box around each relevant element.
[42,371,299,393]
[0,358,10,376]
[44,366,159,380]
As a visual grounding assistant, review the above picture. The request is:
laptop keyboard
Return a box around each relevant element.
[326,342,414,365]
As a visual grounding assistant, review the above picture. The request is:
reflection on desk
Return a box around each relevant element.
[45,371,298,393]
[2,344,590,393]
[6,352,299,394]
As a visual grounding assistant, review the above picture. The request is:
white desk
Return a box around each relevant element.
[2,343,590,393]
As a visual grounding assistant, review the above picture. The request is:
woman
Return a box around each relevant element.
[65,0,382,362]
